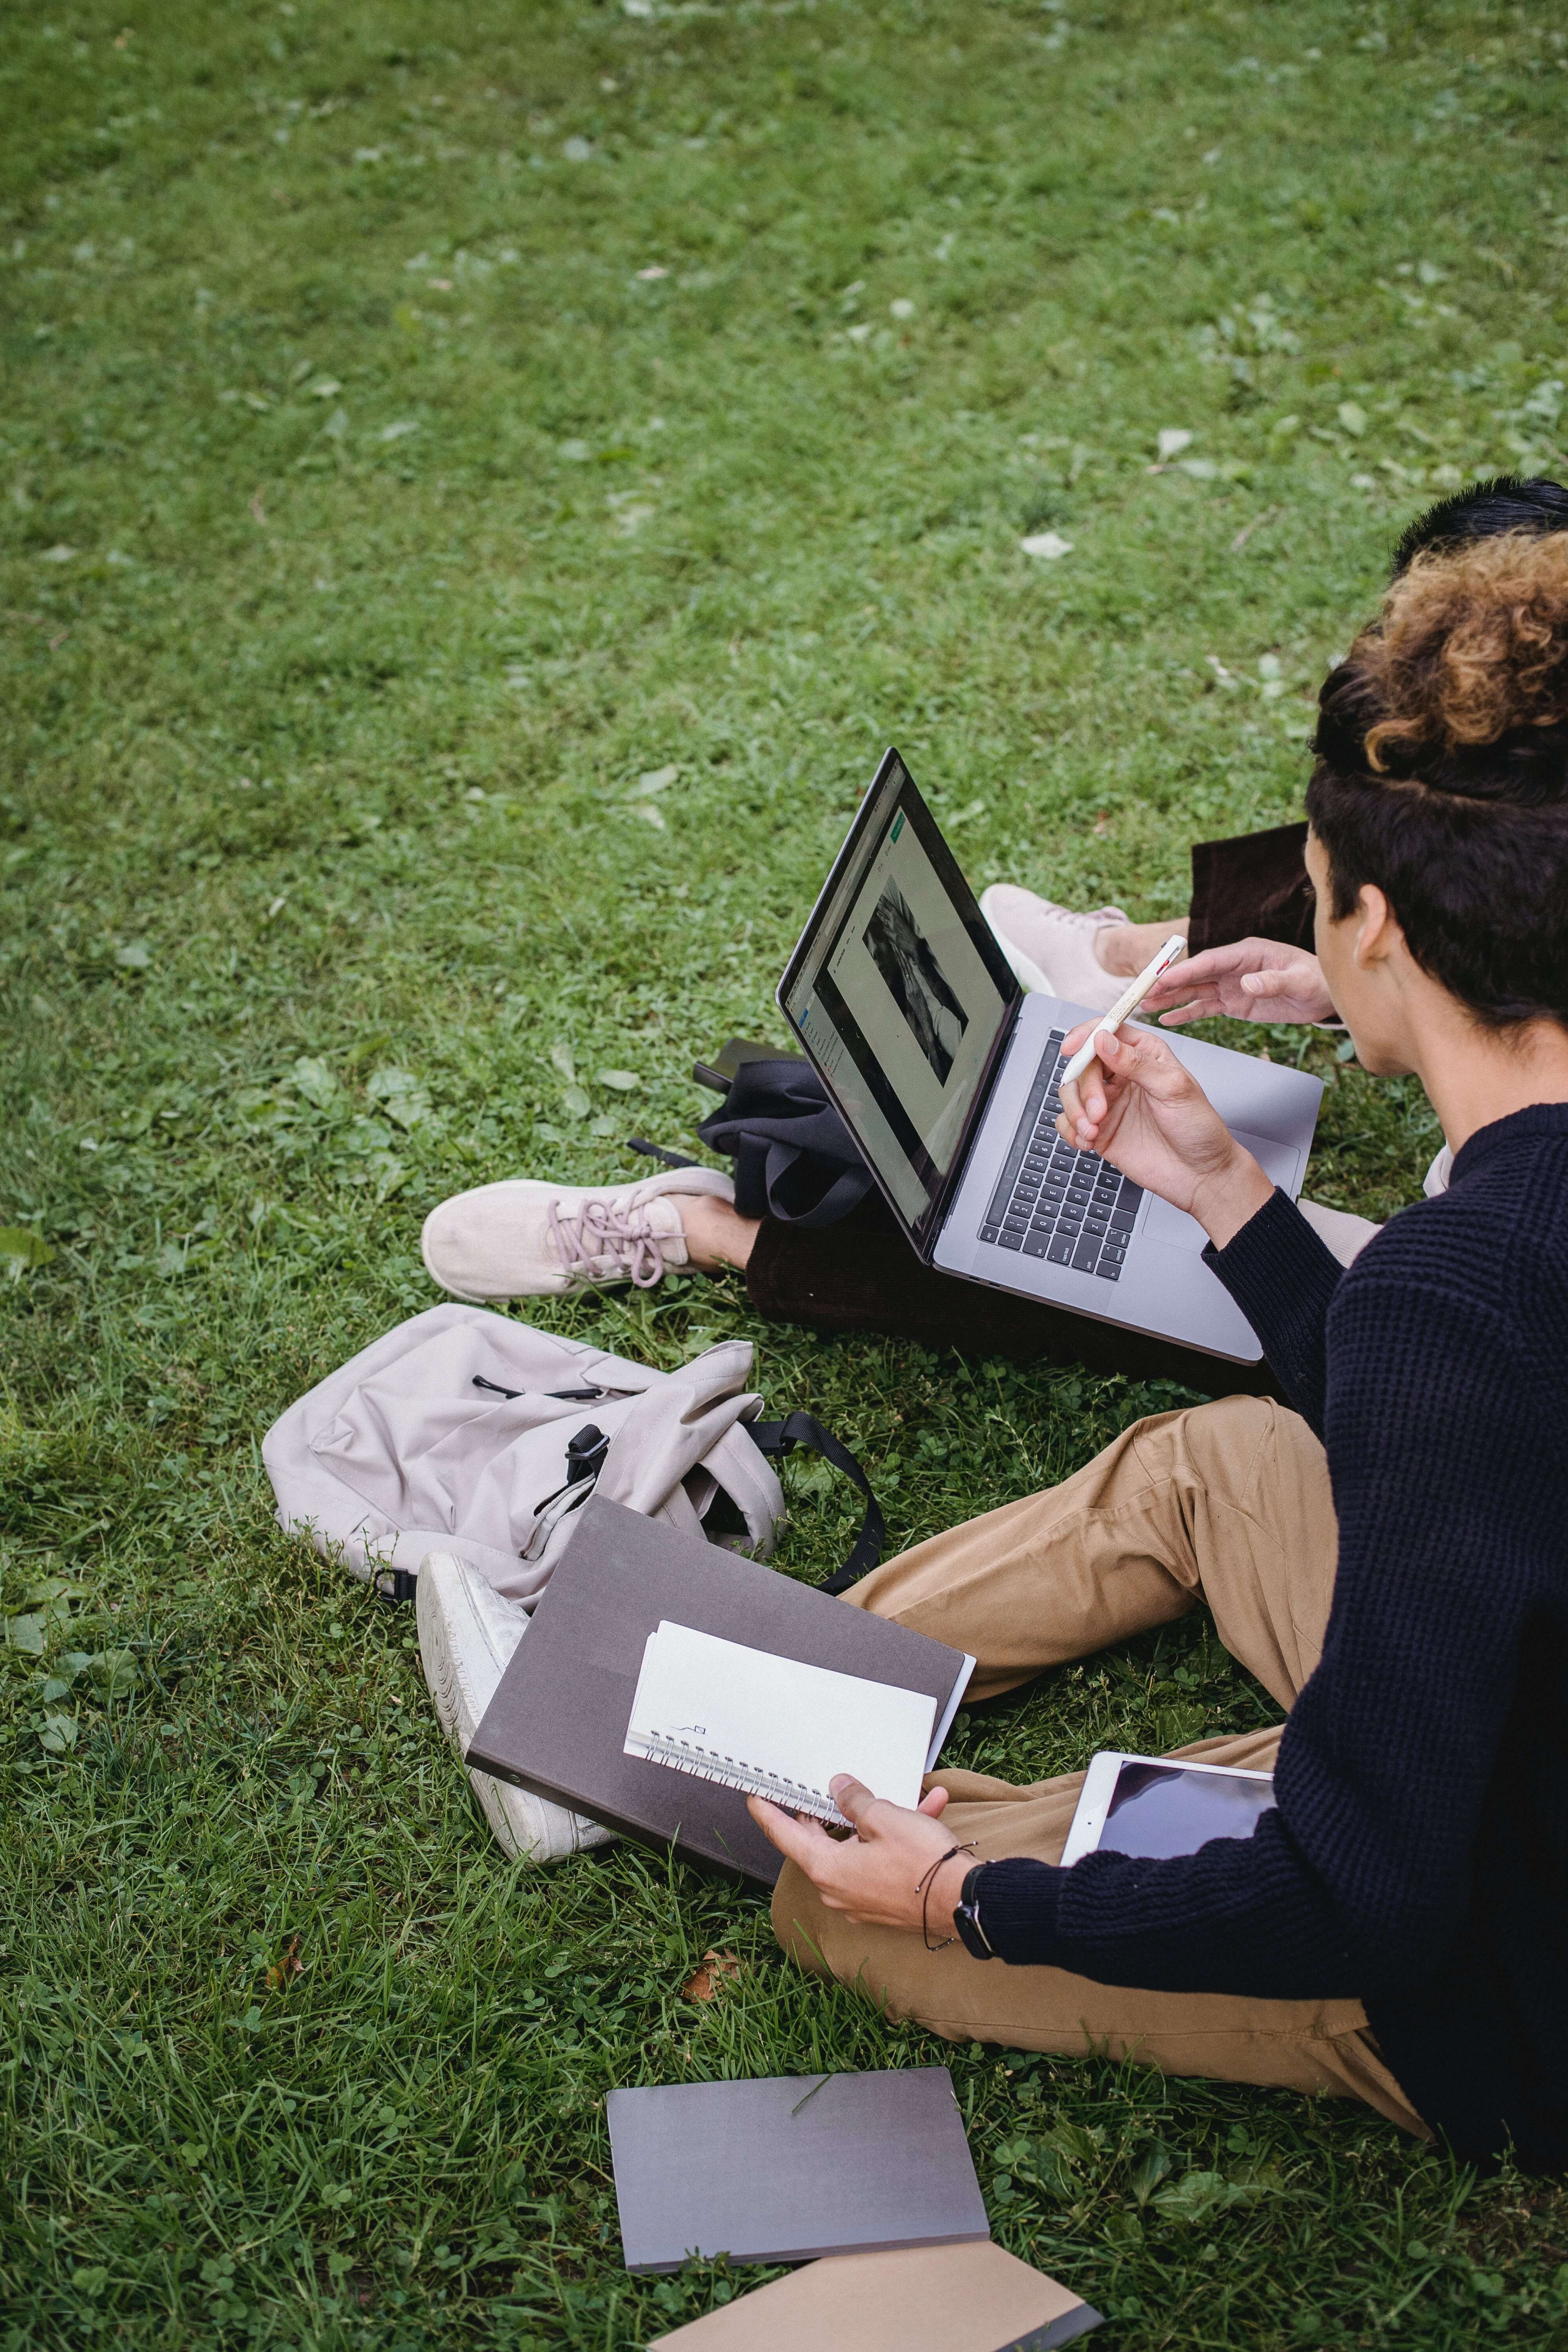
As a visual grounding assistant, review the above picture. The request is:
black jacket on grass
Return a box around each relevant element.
[972,1103,1568,2171]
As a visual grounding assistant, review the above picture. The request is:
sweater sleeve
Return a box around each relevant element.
[1200,1187,1345,1438]
[969,1260,1540,2001]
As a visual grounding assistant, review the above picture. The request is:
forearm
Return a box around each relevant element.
[1202,1187,1344,1434]
[966,1815,1365,2000]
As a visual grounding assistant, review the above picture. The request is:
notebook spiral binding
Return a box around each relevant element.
[630,1730,851,1828]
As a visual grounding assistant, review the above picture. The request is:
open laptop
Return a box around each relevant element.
[777,748,1323,1365]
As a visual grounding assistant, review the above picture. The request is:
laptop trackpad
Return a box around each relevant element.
[1142,1131,1302,1255]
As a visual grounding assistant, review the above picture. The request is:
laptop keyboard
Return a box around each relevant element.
[978,1029,1143,1282]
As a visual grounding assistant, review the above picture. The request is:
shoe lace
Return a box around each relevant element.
[548,1197,668,1288]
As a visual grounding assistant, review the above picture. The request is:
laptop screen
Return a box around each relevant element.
[778,750,1019,1241]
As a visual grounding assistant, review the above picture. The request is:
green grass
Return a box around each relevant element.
[4,0,1568,2343]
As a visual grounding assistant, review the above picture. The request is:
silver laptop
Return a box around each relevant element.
[777,748,1322,1365]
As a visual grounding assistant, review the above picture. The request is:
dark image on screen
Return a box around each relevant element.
[1100,1761,1276,1860]
[863,878,969,1088]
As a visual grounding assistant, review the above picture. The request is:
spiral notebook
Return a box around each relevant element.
[465,1496,975,1885]
[625,1622,936,1826]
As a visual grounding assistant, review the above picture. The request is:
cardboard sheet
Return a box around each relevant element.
[648,2239,1104,2349]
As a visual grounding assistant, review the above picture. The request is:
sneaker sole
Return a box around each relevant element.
[416,1559,611,1864]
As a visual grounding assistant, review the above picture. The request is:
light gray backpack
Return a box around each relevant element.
[261,1301,881,1605]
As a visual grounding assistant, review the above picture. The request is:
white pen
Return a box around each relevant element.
[1058,935,1189,1090]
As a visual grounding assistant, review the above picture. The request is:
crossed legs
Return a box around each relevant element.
[770,1394,1425,2134]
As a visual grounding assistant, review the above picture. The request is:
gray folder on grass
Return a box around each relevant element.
[466,1497,971,1886]
[606,2065,990,2272]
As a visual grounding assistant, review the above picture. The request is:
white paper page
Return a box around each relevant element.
[624,1621,937,1825]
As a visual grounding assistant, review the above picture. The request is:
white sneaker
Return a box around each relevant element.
[416,1551,615,1863]
[421,1164,735,1302]
[980,885,1132,1016]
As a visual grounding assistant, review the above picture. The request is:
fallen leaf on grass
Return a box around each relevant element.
[267,1934,305,1991]
[682,1949,740,2002]
[1020,531,1072,560]
[1157,427,1193,462]
[597,1069,640,1091]
[630,764,679,796]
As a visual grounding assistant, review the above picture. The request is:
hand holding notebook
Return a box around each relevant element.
[624,1623,937,1828]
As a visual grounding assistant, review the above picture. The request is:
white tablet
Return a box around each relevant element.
[1059,1751,1277,1867]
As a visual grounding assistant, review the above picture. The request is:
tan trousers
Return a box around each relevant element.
[771,1395,1426,2136]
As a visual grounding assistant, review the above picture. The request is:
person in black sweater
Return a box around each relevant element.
[753,524,1568,2171]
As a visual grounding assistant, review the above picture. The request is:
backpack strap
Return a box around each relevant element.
[746,1412,885,1593]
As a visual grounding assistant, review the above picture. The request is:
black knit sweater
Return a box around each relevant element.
[971,1103,1568,2171]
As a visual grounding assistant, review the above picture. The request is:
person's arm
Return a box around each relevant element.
[1142,937,1339,1029]
[1054,1021,1345,1430]
[755,1265,1537,2007]
[971,1269,1533,2000]
[1202,1187,1345,1437]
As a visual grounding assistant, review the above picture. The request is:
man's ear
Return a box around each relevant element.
[1352,883,1396,968]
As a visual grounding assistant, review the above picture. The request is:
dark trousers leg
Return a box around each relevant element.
[1187,821,1313,956]
[744,1206,1279,1399]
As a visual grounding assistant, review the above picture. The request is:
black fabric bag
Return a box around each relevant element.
[694,1055,875,1230]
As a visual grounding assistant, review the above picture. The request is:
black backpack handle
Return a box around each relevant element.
[747,1412,885,1593]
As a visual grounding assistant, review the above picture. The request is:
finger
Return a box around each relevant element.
[1056,1085,1098,1149]
[1103,1025,1193,1098]
[828,1774,878,1831]
[917,1786,950,1818]
[746,1795,837,1868]
[1145,945,1242,997]
[1156,996,1212,1027]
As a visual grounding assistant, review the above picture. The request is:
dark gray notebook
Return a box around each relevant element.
[466,1497,973,1886]
[607,2066,991,2272]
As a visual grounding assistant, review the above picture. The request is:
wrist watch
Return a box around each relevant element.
[952,1864,997,1961]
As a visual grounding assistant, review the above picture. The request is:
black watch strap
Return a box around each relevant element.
[952,1864,998,1961]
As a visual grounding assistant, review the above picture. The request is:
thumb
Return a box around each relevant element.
[829,1773,877,1831]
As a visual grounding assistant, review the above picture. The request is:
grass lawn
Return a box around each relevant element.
[4,0,1568,2343]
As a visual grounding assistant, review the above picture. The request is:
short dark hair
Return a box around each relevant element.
[1307,520,1568,1031]
[1392,473,1568,577]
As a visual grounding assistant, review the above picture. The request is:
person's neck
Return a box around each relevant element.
[1413,1000,1568,1158]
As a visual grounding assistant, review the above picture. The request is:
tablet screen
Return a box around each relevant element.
[1099,1759,1276,1859]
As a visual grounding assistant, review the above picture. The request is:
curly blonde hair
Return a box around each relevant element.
[1357,532,1568,776]
[1307,517,1568,1029]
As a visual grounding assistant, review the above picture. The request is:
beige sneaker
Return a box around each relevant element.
[416,1551,614,1863]
[980,885,1131,1016]
[421,1164,735,1301]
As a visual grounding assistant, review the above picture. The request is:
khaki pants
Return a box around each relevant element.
[771,1396,1425,2136]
